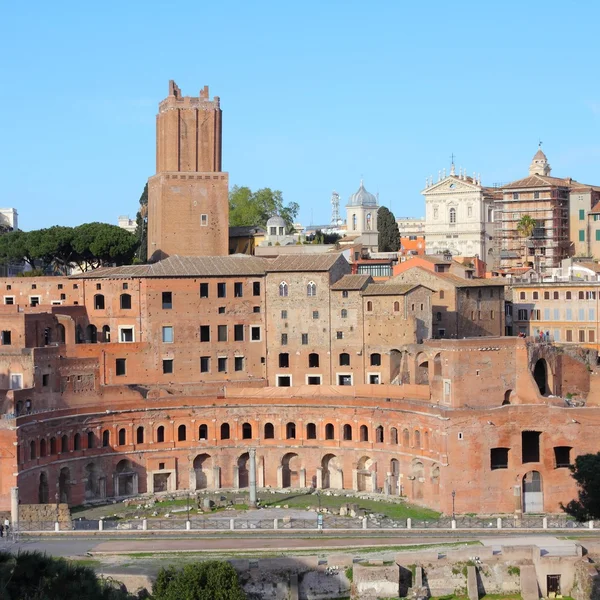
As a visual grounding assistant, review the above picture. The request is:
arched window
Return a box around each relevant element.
[436,311,442,322]
[449,207,456,223]
[402,428,409,446]
[279,282,288,297]
[390,427,398,445]
[30,440,36,461]
[424,430,430,450]
[102,325,110,342]
[366,301,373,312]
[414,430,421,448]
[87,431,94,449]
[264,423,274,439]
[156,426,165,443]
[306,423,316,439]
[366,213,372,230]
[393,301,400,312]
[61,434,68,453]
[360,425,369,442]
[376,425,384,443]
[220,423,230,440]
[341,309,347,318]
[57,324,66,344]
[198,424,208,439]
[370,353,381,366]
[39,438,47,457]
[178,424,187,441]
[307,282,317,297]
[73,433,81,451]
[308,353,319,368]
[242,422,252,440]
[325,423,334,440]
[118,428,126,445]
[120,293,132,309]
[102,430,110,447]
[352,214,357,230]
[286,422,296,439]
[343,424,352,441]
[94,294,105,310]
[136,426,144,444]
[339,353,350,366]
[50,437,56,455]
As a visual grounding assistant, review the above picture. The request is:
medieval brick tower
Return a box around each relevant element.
[147,80,229,261]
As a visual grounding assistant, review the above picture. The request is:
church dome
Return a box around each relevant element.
[348,180,378,207]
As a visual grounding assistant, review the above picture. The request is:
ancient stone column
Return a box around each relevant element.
[249,448,257,508]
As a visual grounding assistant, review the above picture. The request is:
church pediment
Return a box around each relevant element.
[422,176,481,195]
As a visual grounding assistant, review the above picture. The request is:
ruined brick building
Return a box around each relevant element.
[0,82,598,517]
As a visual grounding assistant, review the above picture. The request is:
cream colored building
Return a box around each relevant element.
[346,180,379,251]
[423,165,497,265]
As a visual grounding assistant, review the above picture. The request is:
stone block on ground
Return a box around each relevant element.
[520,564,539,600]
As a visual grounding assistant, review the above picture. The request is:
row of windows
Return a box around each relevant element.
[516,308,596,322]
[116,355,247,376]
[279,282,317,297]
[490,446,571,470]
[578,230,600,242]
[278,352,381,368]
[518,290,597,301]
[198,325,262,343]
[24,423,432,462]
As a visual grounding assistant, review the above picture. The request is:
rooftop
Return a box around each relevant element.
[330,274,373,291]
[362,283,421,296]
[266,253,345,272]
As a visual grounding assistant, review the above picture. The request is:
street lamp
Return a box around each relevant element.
[451,490,456,520]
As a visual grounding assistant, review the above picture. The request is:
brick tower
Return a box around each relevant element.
[147,81,229,261]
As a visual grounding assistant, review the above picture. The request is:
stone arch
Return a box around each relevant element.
[86,324,97,344]
[242,422,252,440]
[325,423,334,440]
[402,428,410,447]
[359,425,369,442]
[39,438,46,457]
[58,466,70,504]
[411,460,424,500]
[264,422,274,439]
[102,325,110,343]
[523,470,543,513]
[322,453,343,489]
[343,424,352,441]
[390,349,401,382]
[115,459,137,497]
[237,453,249,488]
[533,359,552,395]
[57,323,66,344]
[503,390,512,405]
[281,452,300,488]
[415,352,429,385]
[433,353,442,377]
[177,424,187,441]
[193,454,212,490]
[390,427,398,445]
[198,424,208,440]
[356,456,374,492]
[38,472,49,504]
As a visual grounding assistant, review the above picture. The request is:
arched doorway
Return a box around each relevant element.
[356,456,374,492]
[390,459,400,495]
[433,353,442,377]
[411,460,424,500]
[115,459,137,497]
[533,359,550,395]
[86,324,97,344]
[237,453,249,488]
[58,467,70,504]
[431,465,440,497]
[415,353,429,385]
[281,452,300,488]
[390,349,401,382]
[194,454,212,490]
[523,471,543,513]
[38,472,49,504]
[322,454,343,489]
[503,390,512,405]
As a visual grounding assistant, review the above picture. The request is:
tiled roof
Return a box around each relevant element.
[330,274,372,290]
[229,226,266,237]
[436,273,507,288]
[503,174,573,190]
[71,255,268,279]
[266,253,345,272]
[575,262,600,273]
[361,283,420,296]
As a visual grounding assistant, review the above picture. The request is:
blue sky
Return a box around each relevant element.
[1,0,600,230]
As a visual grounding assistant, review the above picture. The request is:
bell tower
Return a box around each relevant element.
[147,81,229,261]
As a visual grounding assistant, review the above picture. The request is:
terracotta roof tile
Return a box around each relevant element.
[330,274,373,290]
[266,254,345,272]
[503,174,573,189]
[361,283,420,296]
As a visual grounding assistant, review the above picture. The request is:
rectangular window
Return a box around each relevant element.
[218,306,225,314]
[590,330,596,343]
[579,330,586,343]
[234,324,244,341]
[566,291,572,300]
[234,356,244,371]
[60,293,66,300]
[579,209,585,220]
[517,309,528,321]
[217,282,226,298]
[543,308,550,320]
[490,447,509,470]
[162,359,173,374]
[4,297,14,305]
[162,291,172,309]
[336,331,343,339]
[200,356,210,373]
[281,310,287,319]
[251,326,261,341]
[301,333,308,345]
[566,329,573,342]
[42,373,49,386]
[566,308,573,321]
[279,353,289,368]
[312,310,319,319]
[218,325,228,342]
[554,308,559,320]
[116,358,126,376]
[162,326,174,343]
[281,333,288,345]
[596,230,600,242]
[553,329,560,342]
[579,308,585,321]
[201,214,208,226]
[120,327,134,342]
[200,283,209,298]
[253,282,260,296]
[277,375,291,387]
[522,431,541,463]
[234,282,243,297]
[200,325,210,342]
[218,357,227,373]
[253,306,260,313]
[30,296,40,307]
[579,230,585,242]
[1,331,11,345]
[122,283,128,290]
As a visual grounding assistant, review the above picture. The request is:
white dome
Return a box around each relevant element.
[348,180,378,207]
[266,215,286,229]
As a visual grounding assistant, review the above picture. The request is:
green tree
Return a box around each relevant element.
[0,550,137,600]
[72,223,139,271]
[561,453,600,521]
[516,214,536,268]
[377,206,400,252]
[229,186,299,231]
[153,561,246,600]
[135,183,148,262]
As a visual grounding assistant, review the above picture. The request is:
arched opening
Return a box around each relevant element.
[503,390,512,405]
[118,428,126,445]
[370,353,381,366]
[533,359,550,395]
[360,425,369,442]
[75,325,83,344]
[523,470,543,513]
[136,426,144,444]
[57,324,66,344]
[308,353,319,368]
[194,454,212,490]
[61,434,68,453]
[242,422,252,440]
[356,456,374,492]
[281,452,300,488]
[73,433,81,451]
[29,440,36,461]
[433,353,442,377]
[414,430,421,448]
[86,324,97,344]
[424,431,430,451]
[431,465,440,496]
[38,472,49,504]
[39,438,46,457]
[59,467,70,503]
[115,459,137,497]
[390,459,400,495]
[322,454,343,489]
[286,422,296,439]
[411,460,424,500]
[279,282,288,297]
[307,422,317,439]
[393,301,400,312]
[87,431,95,448]
[198,424,208,440]
[402,428,410,447]
[156,426,165,443]
[390,427,398,445]
[339,352,350,366]
[102,325,111,343]
[325,423,334,440]
[85,463,105,500]
[416,353,429,385]
[177,424,187,441]
[237,453,249,488]
[307,282,317,297]
[102,430,110,447]
[343,424,352,441]
[221,423,230,440]
[120,293,132,309]
[94,294,105,310]
[264,423,274,439]
[50,437,56,455]
[375,426,384,443]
